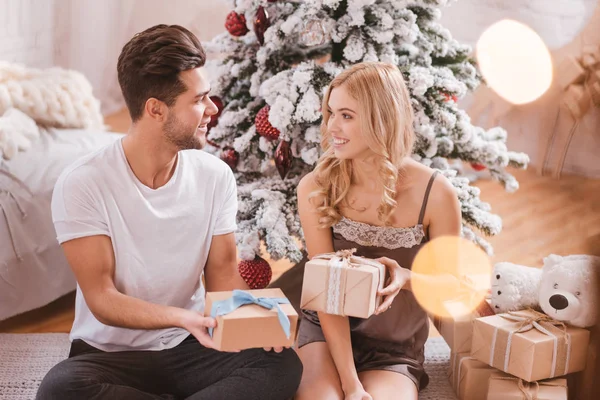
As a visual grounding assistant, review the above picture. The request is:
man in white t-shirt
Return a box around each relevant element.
[37,24,302,400]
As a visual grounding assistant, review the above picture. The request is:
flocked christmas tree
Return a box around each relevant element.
[203,0,529,281]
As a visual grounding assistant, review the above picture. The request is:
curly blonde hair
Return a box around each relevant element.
[310,62,415,228]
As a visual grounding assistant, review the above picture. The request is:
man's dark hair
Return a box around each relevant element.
[117,24,206,122]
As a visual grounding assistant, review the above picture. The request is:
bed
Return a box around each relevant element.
[0,128,123,321]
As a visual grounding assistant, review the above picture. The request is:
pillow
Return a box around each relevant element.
[0,108,40,160]
[0,62,104,130]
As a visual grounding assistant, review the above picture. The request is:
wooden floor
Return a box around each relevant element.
[1,109,599,334]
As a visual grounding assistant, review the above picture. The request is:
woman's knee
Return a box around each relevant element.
[295,344,343,400]
[295,380,343,400]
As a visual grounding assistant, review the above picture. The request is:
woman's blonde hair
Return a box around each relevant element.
[310,61,415,228]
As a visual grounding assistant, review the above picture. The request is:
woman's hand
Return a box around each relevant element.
[375,256,411,315]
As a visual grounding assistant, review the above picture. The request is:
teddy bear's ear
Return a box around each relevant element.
[542,254,563,270]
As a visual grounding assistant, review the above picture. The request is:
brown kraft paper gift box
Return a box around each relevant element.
[448,351,498,400]
[487,372,568,400]
[568,326,598,400]
[300,249,386,318]
[471,309,589,382]
[432,294,495,354]
[205,288,298,352]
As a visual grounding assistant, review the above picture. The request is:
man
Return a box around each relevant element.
[37,24,302,400]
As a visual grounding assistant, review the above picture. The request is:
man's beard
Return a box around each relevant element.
[163,113,205,151]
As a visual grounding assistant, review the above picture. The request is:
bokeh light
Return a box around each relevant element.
[476,19,553,105]
[411,236,492,319]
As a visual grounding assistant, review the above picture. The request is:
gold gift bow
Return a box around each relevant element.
[490,376,567,400]
[543,46,600,178]
[313,249,385,315]
[489,309,571,378]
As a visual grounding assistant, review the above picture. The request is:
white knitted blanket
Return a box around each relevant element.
[0,108,40,160]
[0,334,456,399]
[0,62,104,131]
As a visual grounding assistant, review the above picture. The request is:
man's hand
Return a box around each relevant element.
[375,257,411,315]
[180,310,239,352]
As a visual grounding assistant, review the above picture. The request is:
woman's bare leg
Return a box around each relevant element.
[295,342,344,400]
[359,370,418,400]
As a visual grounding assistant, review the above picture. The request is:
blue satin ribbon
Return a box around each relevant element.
[208,290,291,339]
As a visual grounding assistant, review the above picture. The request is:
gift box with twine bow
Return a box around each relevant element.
[471,309,589,382]
[300,248,386,318]
[487,372,567,400]
[448,351,497,400]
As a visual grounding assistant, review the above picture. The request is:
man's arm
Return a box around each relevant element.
[62,235,218,347]
[203,232,249,292]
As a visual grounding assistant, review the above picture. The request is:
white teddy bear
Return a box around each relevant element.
[490,261,543,313]
[490,255,600,328]
[538,254,600,328]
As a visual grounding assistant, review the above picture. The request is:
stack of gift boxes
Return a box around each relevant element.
[434,293,592,400]
[201,251,595,400]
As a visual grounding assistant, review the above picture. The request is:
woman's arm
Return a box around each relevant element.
[297,173,365,395]
[414,174,464,292]
[426,174,462,238]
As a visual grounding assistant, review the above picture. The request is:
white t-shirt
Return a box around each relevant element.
[51,138,237,352]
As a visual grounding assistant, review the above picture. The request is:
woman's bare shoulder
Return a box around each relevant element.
[298,171,319,195]
[400,159,456,199]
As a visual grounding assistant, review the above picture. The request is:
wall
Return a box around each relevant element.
[0,0,230,114]
[0,0,56,67]
[440,0,600,178]
[439,0,597,50]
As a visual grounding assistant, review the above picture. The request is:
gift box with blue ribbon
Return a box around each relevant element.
[204,288,298,351]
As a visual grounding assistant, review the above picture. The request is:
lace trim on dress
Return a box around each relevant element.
[332,216,425,249]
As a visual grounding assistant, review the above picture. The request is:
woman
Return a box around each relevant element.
[295,62,462,400]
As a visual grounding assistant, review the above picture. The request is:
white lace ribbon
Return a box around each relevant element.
[326,256,344,314]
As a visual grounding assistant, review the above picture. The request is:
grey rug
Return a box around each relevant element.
[0,334,456,400]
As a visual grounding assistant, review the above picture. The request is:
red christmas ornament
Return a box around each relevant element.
[274,140,292,179]
[238,256,272,289]
[225,11,249,37]
[253,6,270,45]
[470,163,486,171]
[255,105,280,141]
[208,96,224,129]
[220,147,239,170]
[443,92,458,103]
